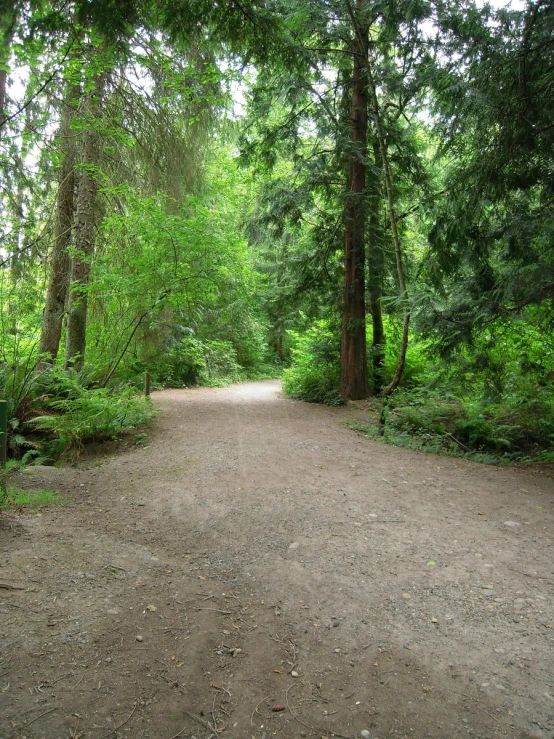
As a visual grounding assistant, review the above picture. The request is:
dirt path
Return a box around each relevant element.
[1,380,553,739]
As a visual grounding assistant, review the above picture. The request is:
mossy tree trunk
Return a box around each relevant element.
[65,69,105,370]
[39,81,80,361]
[367,141,386,393]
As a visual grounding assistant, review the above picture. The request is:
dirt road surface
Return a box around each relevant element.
[1,380,553,739]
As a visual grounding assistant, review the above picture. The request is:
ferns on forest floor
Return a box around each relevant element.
[0,361,156,463]
[31,387,155,459]
[346,387,554,464]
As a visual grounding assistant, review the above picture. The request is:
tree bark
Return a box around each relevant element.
[65,70,105,370]
[367,141,386,393]
[39,83,80,360]
[365,60,410,398]
[9,175,24,281]
[0,4,19,141]
[0,67,7,140]
[344,0,409,397]
[340,6,369,401]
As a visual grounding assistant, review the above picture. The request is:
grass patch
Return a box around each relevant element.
[0,487,64,509]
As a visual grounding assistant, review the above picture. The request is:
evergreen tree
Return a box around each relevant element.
[424,0,554,351]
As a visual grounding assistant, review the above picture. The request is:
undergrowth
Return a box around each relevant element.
[346,386,554,464]
[32,386,155,459]
[282,321,343,405]
[1,361,155,464]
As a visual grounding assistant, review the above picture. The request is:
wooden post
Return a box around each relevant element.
[0,400,7,468]
[144,372,151,397]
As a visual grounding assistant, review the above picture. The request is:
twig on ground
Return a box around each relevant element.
[250,695,270,726]
[168,726,192,739]
[21,706,59,727]
[445,433,472,452]
[51,671,74,684]
[182,710,217,733]
[102,701,137,738]
[72,674,85,690]
[288,638,298,665]
[310,683,331,704]
[210,683,231,698]
[508,567,551,580]
[0,583,26,590]
[193,607,231,614]
[211,693,219,735]
[2,601,40,614]
[285,683,352,739]
[366,519,405,523]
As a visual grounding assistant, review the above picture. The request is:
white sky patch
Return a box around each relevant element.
[3,0,526,136]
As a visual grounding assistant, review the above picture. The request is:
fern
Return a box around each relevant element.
[32,387,155,454]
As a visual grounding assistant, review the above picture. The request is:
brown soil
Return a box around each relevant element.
[1,380,553,739]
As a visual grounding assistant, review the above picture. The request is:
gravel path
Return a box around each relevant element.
[1,380,553,739]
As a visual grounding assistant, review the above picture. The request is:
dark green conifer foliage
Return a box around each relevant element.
[423,0,554,351]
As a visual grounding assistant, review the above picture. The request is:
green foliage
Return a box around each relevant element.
[0,357,155,462]
[151,335,242,387]
[86,150,268,385]
[2,0,553,470]
[0,356,41,422]
[282,316,430,407]
[423,0,554,351]
[31,384,154,458]
[282,320,342,406]
[364,381,554,461]
[375,319,430,391]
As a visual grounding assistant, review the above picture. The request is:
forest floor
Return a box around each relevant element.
[1,380,553,739]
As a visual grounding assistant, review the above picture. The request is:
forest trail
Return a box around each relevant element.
[1,380,553,739]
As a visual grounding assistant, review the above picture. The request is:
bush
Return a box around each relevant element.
[31,385,154,457]
[381,384,554,460]
[0,362,155,462]
[151,336,243,387]
[282,321,343,405]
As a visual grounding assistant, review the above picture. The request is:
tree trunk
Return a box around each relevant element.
[0,4,19,141]
[365,61,410,398]
[39,83,80,361]
[275,237,288,363]
[9,176,24,281]
[367,141,386,393]
[344,0,409,397]
[340,9,369,401]
[65,70,105,370]
[0,68,7,139]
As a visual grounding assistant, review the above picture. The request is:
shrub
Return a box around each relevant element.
[151,336,243,387]
[380,384,554,460]
[282,321,343,405]
[31,386,154,457]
